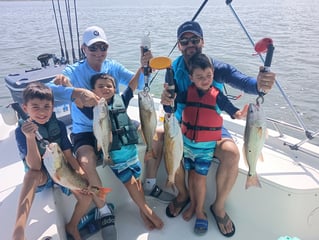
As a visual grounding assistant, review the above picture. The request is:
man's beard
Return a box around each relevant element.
[183,47,202,63]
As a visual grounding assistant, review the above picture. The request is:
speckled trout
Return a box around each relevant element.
[138,91,157,160]
[93,98,113,166]
[43,142,111,199]
[243,103,267,189]
[164,113,183,190]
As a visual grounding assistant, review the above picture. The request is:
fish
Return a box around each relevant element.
[138,91,157,160]
[163,113,183,190]
[93,98,113,166]
[243,103,267,189]
[43,142,112,199]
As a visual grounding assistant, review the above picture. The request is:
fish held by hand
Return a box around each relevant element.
[243,103,267,189]
[43,142,112,200]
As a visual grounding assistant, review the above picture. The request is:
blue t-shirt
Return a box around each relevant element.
[47,59,144,133]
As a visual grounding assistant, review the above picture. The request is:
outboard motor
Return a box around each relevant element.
[37,53,59,67]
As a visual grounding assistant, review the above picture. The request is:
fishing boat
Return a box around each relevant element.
[0,0,318,240]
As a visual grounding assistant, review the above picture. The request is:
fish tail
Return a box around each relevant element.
[166,177,177,192]
[245,174,262,189]
[103,156,114,168]
[96,187,112,200]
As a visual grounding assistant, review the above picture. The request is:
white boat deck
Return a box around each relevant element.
[1,97,318,240]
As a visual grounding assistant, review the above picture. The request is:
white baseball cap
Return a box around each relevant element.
[82,26,108,46]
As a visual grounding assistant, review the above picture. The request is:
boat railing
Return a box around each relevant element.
[266,117,319,158]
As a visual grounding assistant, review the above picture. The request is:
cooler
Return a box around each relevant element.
[5,65,72,124]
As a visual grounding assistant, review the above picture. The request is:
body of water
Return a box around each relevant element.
[0,0,318,144]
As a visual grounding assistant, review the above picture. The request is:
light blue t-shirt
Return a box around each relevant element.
[47,59,144,133]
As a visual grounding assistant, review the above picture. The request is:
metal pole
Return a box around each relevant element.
[226,0,311,137]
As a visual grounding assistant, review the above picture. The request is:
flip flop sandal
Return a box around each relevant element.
[194,217,208,235]
[165,197,190,218]
[210,205,236,238]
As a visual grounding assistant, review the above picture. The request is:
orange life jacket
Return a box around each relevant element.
[181,85,223,142]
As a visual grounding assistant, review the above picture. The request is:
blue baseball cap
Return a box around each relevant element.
[177,21,203,39]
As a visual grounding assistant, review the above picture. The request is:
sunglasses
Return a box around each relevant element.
[179,37,201,46]
[87,43,108,52]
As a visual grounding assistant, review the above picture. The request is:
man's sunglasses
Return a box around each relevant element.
[87,44,108,52]
[179,37,201,46]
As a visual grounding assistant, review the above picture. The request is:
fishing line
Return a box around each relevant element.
[225,0,313,139]
[51,0,65,63]
[149,0,208,87]
[57,0,70,63]
[65,0,76,63]
[74,0,83,60]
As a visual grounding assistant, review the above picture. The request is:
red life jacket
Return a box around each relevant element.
[181,85,223,142]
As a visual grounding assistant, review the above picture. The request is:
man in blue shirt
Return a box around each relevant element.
[48,25,152,240]
[160,21,276,237]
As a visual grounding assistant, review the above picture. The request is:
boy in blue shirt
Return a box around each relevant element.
[79,70,164,230]
[12,82,89,240]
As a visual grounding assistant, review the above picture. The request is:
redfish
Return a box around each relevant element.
[43,142,111,199]
[243,103,267,189]
[138,91,157,160]
[164,113,183,190]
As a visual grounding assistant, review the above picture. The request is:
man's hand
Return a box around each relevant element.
[257,66,276,94]
[74,89,100,108]
[53,74,72,87]
[140,48,153,67]
[160,83,176,105]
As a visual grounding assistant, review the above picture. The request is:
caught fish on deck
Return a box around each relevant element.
[243,103,267,189]
[138,91,157,160]
[163,113,183,190]
[93,98,114,166]
[43,142,112,199]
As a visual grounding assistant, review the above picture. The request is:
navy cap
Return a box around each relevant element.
[177,21,203,39]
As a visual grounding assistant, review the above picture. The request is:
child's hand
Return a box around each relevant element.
[233,104,249,119]
[21,121,38,139]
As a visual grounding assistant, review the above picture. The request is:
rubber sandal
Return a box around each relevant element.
[165,197,190,218]
[210,205,236,237]
[100,214,117,240]
[194,215,208,235]
[145,184,175,203]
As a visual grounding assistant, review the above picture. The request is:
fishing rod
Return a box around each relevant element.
[225,0,314,141]
[74,0,83,60]
[149,0,208,87]
[51,0,66,64]
[57,0,70,64]
[65,0,76,63]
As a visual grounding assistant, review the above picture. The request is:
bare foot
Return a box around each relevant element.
[182,204,195,221]
[142,206,164,230]
[140,211,156,230]
[166,196,190,217]
[65,223,82,240]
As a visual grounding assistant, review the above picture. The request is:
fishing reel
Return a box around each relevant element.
[37,53,60,67]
